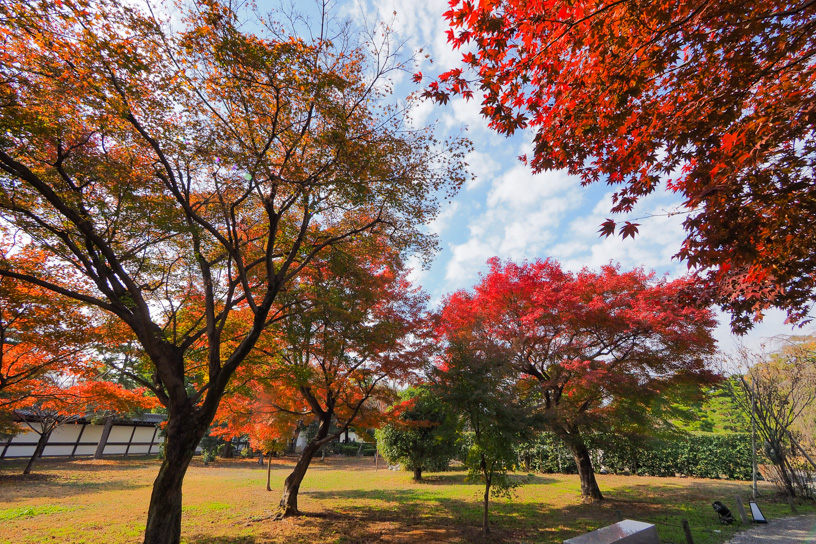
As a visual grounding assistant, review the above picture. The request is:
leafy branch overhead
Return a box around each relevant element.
[427,0,816,332]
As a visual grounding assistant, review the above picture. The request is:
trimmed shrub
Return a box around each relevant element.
[335,441,376,457]
[516,433,578,474]
[599,433,753,480]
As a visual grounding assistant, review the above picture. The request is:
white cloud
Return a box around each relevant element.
[499,216,556,256]
[427,201,461,237]
[443,97,490,133]
[441,164,585,288]
[445,236,497,284]
[463,150,500,191]
[548,186,689,274]
[487,165,581,208]
[713,308,816,359]
[357,0,460,70]
[406,97,435,129]
[404,254,427,286]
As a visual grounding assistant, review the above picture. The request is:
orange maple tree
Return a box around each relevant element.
[216,239,430,517]
[425,0,816,332]
[0,244,94,419]
[0,1,466,542]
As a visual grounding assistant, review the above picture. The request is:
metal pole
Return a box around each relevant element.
[752,385,758,499]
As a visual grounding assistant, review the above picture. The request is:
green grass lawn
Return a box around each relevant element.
[0,455,811,543]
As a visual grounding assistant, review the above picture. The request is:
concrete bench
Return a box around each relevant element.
[564,520,659,544]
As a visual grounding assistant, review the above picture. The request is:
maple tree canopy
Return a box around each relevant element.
[427,0,816,332]
[437,257,719,501]
[216,239,428,448]
[0,1,466,542]
[215,238,430,517]
[438,258,719,430]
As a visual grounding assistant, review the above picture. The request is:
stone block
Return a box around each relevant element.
[564,520,659,544]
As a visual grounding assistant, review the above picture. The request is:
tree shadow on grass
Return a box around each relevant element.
[1,456,158,473]
[419,472,557,486]
[0,469,146,501]
[2,479,145,499]
[187,456,380,472]
[601,479,750,510]
[0,472,57,484]
[293,487,649,543]
[298,482,729,543]
[285,504,478,544]
[185,536,259,544]
[416,472,471,485]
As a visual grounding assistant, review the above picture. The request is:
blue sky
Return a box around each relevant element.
[190,0,809,355]
[334,0,813,355]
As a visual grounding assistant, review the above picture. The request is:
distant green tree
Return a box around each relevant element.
[516,432,577,474]
[376,387,459,481]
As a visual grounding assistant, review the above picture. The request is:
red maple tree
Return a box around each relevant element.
[425,0,816,332]
[438,258,719,501]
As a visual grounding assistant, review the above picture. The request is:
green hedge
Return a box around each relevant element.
[334,442,376,457]
[517,432,754,480]
[516,433,578,474]
[599,433,754,480]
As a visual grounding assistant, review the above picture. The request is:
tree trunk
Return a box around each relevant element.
[277,417,332,519]
[482,459,491,535]
[777,456,798,497]
[23,429,52,475]
[266,454,273,492]
[142,412,204,544]
[551,424,604,503]
[413,466,422,482]
[569,441,603,502]
[277,439,322,518]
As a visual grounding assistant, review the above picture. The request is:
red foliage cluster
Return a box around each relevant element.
[436,257,719,500]
[428,0,816,331]
[438,257,718,421]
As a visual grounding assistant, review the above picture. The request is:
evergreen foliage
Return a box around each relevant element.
[599,433,754,480]
[376,387,459,480]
